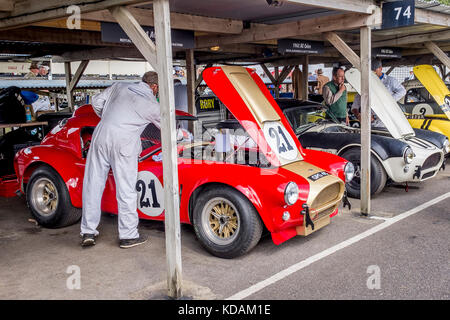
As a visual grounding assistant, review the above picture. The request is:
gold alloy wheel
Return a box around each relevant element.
[201,197,240,245]
[30,177,59,216]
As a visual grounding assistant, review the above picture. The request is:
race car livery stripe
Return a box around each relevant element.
[420,119,429,129]
[425,118,433,130]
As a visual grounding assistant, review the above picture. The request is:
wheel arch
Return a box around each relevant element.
[187,182,270,231]
[21,156,84,208]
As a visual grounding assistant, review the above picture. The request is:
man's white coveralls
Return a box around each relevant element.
[80,81,161,239]
[351,73,406,127]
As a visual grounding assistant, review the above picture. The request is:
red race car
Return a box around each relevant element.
[15,66,354,258]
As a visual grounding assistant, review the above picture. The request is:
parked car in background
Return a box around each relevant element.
[276,67,448,199]
[400,65,450,144]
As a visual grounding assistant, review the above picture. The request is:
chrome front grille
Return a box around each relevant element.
[422,153,441,170]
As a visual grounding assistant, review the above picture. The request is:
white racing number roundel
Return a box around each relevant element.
[136,171,164,217]
[263,121,298,161]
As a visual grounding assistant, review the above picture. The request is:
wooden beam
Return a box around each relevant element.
[286,0,377,14]
[402,45,450,57]
[0,0,143,30]
[153,0,183,299]
[53,47,143,62]
[194,64,212,88]
[415,8,450,28]
[69,60,89,92]
[82,7,243,34]
[324,31,361,70]
[186,48,196,132]
[302,57,308,101]
[0,0,14,12]
[425,41,450,70]
[0,26,126,46]
[196,9,382,48]
[261,63,276,84]
[360,26,371,216]
[109,5,157,68]
[385,66,395,75]
[32,18,101,31]
[64,62,74,111]
[372,29,450,48]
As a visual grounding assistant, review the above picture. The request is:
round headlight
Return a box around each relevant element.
[284,182,299,206]
[403,147,414,164]
[344,162,355,182]
[444,139,450,154]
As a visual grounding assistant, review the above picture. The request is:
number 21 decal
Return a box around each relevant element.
[263,121,298,161]
[136,171,164,217]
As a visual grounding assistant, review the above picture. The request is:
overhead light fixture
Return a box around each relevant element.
[210,46,220,51]
[266,0,284,6]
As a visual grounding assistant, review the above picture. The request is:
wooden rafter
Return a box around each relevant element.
[286,0,377,14]
[195,9,382,48]
[82,7,243,34]
[0,0,144,30]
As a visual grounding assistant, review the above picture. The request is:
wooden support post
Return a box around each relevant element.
[64,62,74,112]
[153,0,183,299]
[275,67,280,98]
[302,56,309,101]
[186,49,196,133]
[425,41,450,69]
[360,26,371,216]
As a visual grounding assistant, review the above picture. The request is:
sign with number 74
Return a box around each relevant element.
[381,0,415,29]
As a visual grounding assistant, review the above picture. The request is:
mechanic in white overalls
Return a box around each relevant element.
[80,71,160,248]
[351,59,406,128]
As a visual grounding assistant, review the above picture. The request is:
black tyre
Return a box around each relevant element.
[192,186,263,259]
[340,148,387,198]
[26,165,81,228]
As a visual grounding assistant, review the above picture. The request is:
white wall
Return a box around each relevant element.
[51,60,154,76]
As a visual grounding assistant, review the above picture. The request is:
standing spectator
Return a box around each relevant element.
[25,63,39,79]
[38,64,50,78]
[322,67,348,125]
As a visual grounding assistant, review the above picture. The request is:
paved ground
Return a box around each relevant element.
[0,162,449,300]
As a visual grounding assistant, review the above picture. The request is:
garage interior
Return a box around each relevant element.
[0,0,449,299]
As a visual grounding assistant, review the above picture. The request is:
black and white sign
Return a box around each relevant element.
[278,39,324,55]
[382,0,415,29]
[372,47,402,59]
[136,171,164,217]
[101,22,195,49]
[308,171,329,182]
[263,121,298,161]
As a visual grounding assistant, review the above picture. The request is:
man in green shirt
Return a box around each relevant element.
[322,67,349,125]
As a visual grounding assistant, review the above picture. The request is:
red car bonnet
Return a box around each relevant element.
[202,66,305,167]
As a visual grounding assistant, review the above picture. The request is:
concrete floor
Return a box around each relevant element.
[0,162,449,300]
